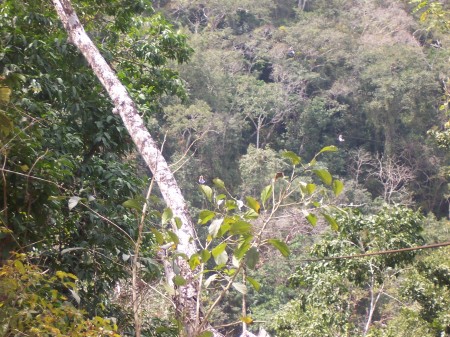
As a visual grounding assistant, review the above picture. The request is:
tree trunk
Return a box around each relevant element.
[51,1,221,336]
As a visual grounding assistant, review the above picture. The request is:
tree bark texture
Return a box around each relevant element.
[51,1,220,336]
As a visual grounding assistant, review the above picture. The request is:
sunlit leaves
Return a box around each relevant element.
[267,239,290,257]
[213,178,225,189]
[261,184,273,207]
[332,179,344,196]
[198,210,216,224]
[282,150,301,165]
[232,282,248,294]
[313,169,333,185]
[246,196,260,213]
[68,196,81,211]
[173,275,187,286]
[212,242,228,265]
[162,207,173,225]
[199,184,213,202]
[318,145,338,154]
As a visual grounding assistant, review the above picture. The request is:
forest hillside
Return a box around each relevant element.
[1,0,449,337]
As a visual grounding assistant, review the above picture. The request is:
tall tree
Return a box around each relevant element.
[50,0,219,335]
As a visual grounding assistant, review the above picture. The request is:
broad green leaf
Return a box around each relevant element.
[282,150,301,165]
[213,178,225,189]
[68,196,81,211]
[332,179,344,196]
[214,250,228,265]
[318,145,338,154]
[234,241,251,260]
[244,209,259,219]
[306,213,318,226]
[208,218,223,238]
[198,210,215,224]
[268,239,290,257]
[189,254,201,270]
[245,196,260,213]
[230,220,252,235]
[14,260,25,274]
[167,231,180,245]
[174,217,182,229]
[122,198,141,211]
[232,282,248,294]
[204,274,218,288]
[313,169,332,185]
[212,242,227,258]
[151,228,164,245]
[199,184,213,202]
[197,331,213,337]
[306,183,316,194]
[162,208,173,225]
[246,276,261,291]
[200,249,211,263]
[323,214,339,231]
[260,184,273,207]
[173,275,187,286]
[245,247,259,269]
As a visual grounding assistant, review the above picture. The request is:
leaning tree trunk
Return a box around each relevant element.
[51,1,221,336]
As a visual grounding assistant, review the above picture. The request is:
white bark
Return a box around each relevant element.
[51,1,220,335]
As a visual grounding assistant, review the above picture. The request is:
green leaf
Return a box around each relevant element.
[213,178,225,189]
[174,217,182,229]
[234,241,251,260]
[246,276,261,291]
[305,213,318,226]
[162,208,173,225]
[173,275,187,286]
[243,209,259,219]
[260,184,273,207]
[199,184,213,202]
[306,183,316,194]
[268,239,290,257]
[318,145,338,154]
[229,220,252,235]
[212,242,227,258]
[167,231,180,245]
[151,228,164,245]
[214,250,228,265]
[189,254,201,270]
[14,260,26,274]
[245,247,259,269]
[282,150,301,165]
[208,218,223,238]
[323,214,339,230]
[313,169,332,185]
[198,210,215,225]
[245,196,260,213]
[200,249,211,263]
[232,282,248,294]
[122,198,141,211]
[204,274,218,288]
[197,331,213,337]
[212,243,228,265]
[68,196,81,211]
[332,179,344,196]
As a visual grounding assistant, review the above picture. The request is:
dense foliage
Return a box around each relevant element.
[1,0,449,336]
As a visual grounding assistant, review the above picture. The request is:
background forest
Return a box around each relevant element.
[1,0,449,336]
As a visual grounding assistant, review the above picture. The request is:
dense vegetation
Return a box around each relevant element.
[1,0,449,337]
